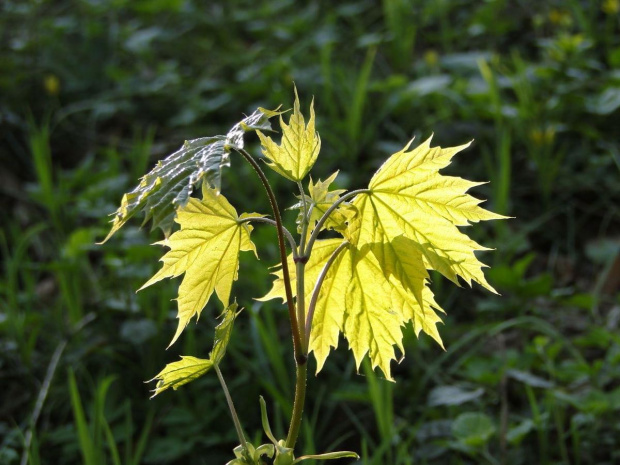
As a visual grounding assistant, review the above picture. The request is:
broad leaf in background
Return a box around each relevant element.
[452,412,496,447]
[351,136,505,292]
[257,88,321,182]
[101,107,281,241]
[140,186,260,346]
[150,303,238,397]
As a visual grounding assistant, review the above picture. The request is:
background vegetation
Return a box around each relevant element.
[1,0,619,463]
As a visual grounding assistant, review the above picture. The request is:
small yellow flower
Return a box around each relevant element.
[44,74,60,96]
[603,0,619,14]
[424,49,439,68]
[529,127,556,146]
[548,9,572,26]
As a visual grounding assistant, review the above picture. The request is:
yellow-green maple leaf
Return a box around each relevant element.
[257,238,340,306]
[307,242,445,380]
[150,302,238,397]
[151,356,212,397]
[260,238,445,380]
[141,187,259,346]
[257,88,321,182]
[352,136,506,292]
[261,136,503,379]
[306,172,346,227]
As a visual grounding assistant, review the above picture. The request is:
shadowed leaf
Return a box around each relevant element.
[101,107,281,242]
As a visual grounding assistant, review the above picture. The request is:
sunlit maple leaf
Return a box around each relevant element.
[261,136,503,379]
[351,136,506,292]
[140,186,261,346]
[257,88,320,182]
[260,237,445,380]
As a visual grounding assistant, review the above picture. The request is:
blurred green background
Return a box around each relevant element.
[1,0,619,464]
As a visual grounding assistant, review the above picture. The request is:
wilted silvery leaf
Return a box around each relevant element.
[101,107,281,242]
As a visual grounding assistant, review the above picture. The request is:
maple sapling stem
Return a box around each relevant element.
[305,240,349,347]
[297,181,309,253]
[304,189,370,257]
[215,365,247,450]
[235,148,304,362]
[296,181,310,351]
[238,216,298,259]
[296,259,307,352]
[284,181,310,449]
[286,362,307,448]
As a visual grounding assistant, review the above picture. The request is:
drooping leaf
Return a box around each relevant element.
[151,356,212,398]
[101,107,281,242]
[150,303,238,397]
[141,187,260,346]
[257,88,321,182]
[293,451,360,463]
[351,136,506,292]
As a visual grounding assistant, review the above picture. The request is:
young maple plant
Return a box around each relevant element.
[101,88,504,464]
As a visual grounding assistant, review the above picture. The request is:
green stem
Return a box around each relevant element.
[296,181,310,352]
[235,148,304,362]
[285,190,368,448]
[304,189,369,256]
[297,181,310,252]
[238,216,298,259]
[296,260,307,353]
[237,148,308,451]
[215,365,247,449]
[286,361,307,448]
[286,182,310,446]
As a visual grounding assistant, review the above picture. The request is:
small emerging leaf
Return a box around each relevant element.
[259,396,279,446]
[226,442,275,465]
[150,302,239,396]
[291,172,354,236]
[257,87,321,182]
[141,187,260,346]
[101,107,281,242]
